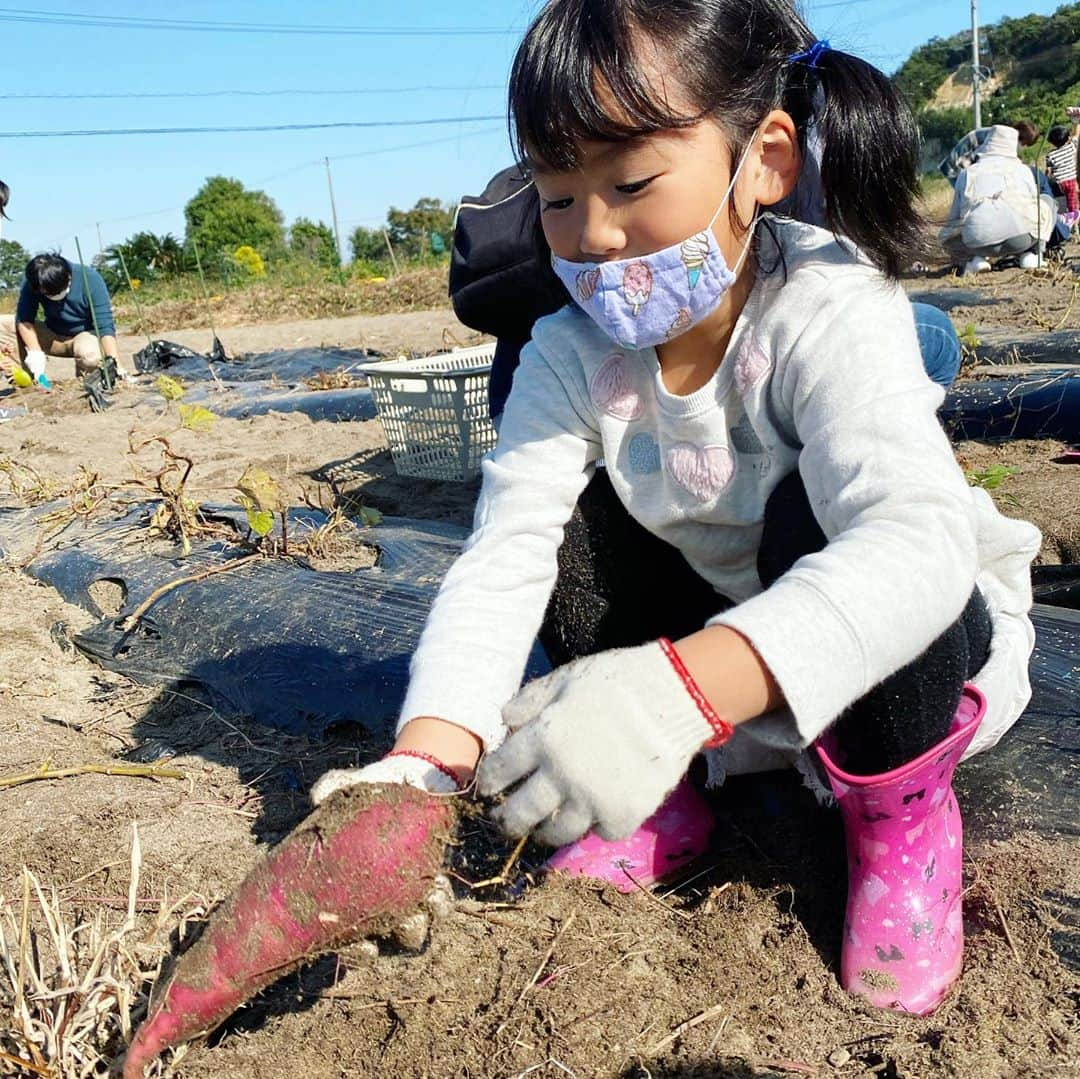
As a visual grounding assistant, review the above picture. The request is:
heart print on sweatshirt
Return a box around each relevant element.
[590,353,645,420]
[665,442,735,502]
[733,337,772,396]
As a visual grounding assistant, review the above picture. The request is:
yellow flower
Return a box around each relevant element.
[232,245,266,279]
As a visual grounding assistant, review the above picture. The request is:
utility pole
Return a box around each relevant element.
[971,0,982,131]
[96,222,105,256]
[325,157,344,266]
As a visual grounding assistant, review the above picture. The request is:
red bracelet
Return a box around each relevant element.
[386,749,464,788]
[658,638,735,749]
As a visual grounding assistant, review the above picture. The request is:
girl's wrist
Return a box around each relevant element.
[393,716,484,783]
[672,625,784,734]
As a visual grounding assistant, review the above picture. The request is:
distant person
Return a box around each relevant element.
[0,253,120,387]
[1008,119,1074,241]
[1045,120,1080,223]
[940,120,1038,185]
[939,124,1057,273]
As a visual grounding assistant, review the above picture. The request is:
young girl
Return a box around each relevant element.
[315,0,1040,1016]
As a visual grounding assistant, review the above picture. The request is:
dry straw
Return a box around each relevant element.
[0,824,208,1077]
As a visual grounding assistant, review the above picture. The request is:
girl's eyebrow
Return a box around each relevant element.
[528,140,650,178]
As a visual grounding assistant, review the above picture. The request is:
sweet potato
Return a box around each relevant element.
[122,783,454,1078]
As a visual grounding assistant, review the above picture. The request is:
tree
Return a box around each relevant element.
[289,217,340,267]
[184,176,285,264]
[96,231,185,291]
[385,197,455,257]
[0,238,30,290]
[350,225,386,263]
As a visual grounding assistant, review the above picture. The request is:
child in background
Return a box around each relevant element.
[1049,114,1080,227]
[316,0,1040,1016]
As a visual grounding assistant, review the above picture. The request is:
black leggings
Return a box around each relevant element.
[539,469,992,775]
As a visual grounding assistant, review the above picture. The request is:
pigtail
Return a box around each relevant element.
[794,48,926,279]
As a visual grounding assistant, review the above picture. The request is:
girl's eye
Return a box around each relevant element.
[541,197,573,212]
[616,175,658,195]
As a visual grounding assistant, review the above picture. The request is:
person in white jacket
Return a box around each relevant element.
[939,124,1057,273]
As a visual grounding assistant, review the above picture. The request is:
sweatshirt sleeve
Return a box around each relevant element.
[710,280,978,745]
[15,281,38,325]
[399,320,601,748]
[87,267,115,337]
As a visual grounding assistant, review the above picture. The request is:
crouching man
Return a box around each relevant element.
[0,253,120,387]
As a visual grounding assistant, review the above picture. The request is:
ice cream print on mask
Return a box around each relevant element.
[680,234,710,289]
[576,268,601,302]
[622,261,653,315]
[550,138,758,351]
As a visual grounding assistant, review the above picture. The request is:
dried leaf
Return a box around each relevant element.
[236,465,285,512]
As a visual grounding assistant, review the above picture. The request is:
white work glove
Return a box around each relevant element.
[311,750,461,804]
[24,349,50,387]
[310,750,460,951]
[476,639,732,847]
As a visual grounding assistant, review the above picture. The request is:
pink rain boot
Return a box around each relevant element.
[815,684,986,1015]
[545,777,714,893]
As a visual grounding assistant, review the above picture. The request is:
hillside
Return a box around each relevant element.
[894,3,1080,163]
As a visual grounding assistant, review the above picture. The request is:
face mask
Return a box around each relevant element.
[550,139,758,350]
[46,287,70,302]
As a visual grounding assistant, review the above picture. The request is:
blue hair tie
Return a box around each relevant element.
[788,39,831,70]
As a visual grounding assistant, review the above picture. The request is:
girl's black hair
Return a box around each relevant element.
[509,0,924,279]
[0,180,9,220]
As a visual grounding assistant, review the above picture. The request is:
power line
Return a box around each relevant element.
[5,85,505,101]
[0,115,505,140]
[0,7,518,36]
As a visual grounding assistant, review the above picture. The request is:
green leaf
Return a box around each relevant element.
[178,403,217,432]
[155,374,185,401]
[245,505,275,536]
[965,464,1016,491]
[237,494,274,536]
[358,505,383,527]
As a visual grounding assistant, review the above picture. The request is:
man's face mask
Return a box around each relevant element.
[45,286,70,302]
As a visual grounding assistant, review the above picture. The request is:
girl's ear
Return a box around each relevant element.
[751,110,802,207]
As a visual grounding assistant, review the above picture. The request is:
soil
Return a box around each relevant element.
[0,275,1076,1078]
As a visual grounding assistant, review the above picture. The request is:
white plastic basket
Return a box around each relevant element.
[357,343,498,482]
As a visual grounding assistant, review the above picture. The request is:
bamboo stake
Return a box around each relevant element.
[187,235,227,390]
[75,235,110,387]
[117,246,153,349]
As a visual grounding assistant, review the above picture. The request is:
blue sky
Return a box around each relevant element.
[0,1,1064,258]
